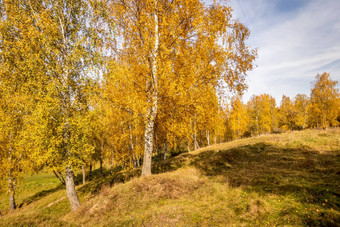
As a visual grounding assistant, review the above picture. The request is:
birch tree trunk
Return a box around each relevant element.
[141,2,159,177]
[135,121,140,168]
[141,86,158,176]
[8,176,16,210]
[9,192,16,210]
[59,12,81,211]
[128,123,137,168]
[187,138,191,152]
[206,130,210,146]
[136,155,140,168]
[193,113,200,150]
[65,167,80,211]
[63,124,79,210]
[164,138,167,160]
[8,144,16,210]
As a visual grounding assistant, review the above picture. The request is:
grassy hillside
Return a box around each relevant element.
[0,129,339,226]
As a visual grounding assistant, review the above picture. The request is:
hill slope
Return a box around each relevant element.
[1,129,339,226]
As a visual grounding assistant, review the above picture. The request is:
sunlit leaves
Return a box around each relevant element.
[309,73,339,128]
[106,0,256,173]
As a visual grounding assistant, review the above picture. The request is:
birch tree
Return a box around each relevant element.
[227,96,249,139]
[247,94,275,136]
[14,0,114,211]
[294,94,309,129]
[0,0,46,210]
[109,0,256,176]
[309,73,339,129]
[279,95,297,131]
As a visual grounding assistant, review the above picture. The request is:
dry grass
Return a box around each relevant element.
[0,128,339,226]
[64,168,206,225]
[196,128,340,154]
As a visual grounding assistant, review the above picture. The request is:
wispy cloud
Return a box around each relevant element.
[229,0,340,103]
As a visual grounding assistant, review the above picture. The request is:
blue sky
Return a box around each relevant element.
[224,0,340,103]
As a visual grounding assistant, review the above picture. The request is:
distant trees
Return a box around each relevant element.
[279,95,297,131]
[225,73,340,139]
[309,73,339,129]
[226,96,248,140]
[246,94,277,136]
[294,94,309,129]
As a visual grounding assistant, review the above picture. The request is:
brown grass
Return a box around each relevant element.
[64,168,206,225]
[1,128,339,226]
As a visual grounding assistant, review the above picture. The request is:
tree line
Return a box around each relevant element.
[225,72,340,141]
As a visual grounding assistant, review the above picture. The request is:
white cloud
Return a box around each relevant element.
[229,0,340,104]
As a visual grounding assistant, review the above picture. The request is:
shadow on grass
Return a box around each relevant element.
[77,148,190,195]
[77,168,141,195]
[190,144,339,202]
[152,142,340,226]
[152,153,191,174]
[19,167,140,208]
[19,184,65,208]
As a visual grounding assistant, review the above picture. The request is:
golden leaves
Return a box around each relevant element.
[309,73,339,128]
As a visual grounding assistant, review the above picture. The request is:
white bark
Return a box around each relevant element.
[65,167,80,211]
[142,2,159,177]
[193,113,200,150]
[8,176,16,210]
[8,143,16,210]
[206,130,210,146]
[9,191,16,211]
[164,139,167,160]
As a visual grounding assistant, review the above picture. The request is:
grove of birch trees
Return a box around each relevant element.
[0,0,339,212]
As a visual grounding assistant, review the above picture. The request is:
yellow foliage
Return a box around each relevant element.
[309,73,339,128]
[247,94,277,136]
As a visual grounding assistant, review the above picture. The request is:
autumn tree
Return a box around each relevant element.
[0,92,31,211]
[11,0,114,211]
[0,0,48,210]
[279,95,297,131]
[103,60,146,169]
[247,94,276,136]
[309,73,340,129]
[196,87,226,147]
[154,94,193,157]
[294,94,309,129]
[108,0,256,176]
[226,96,249,140]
